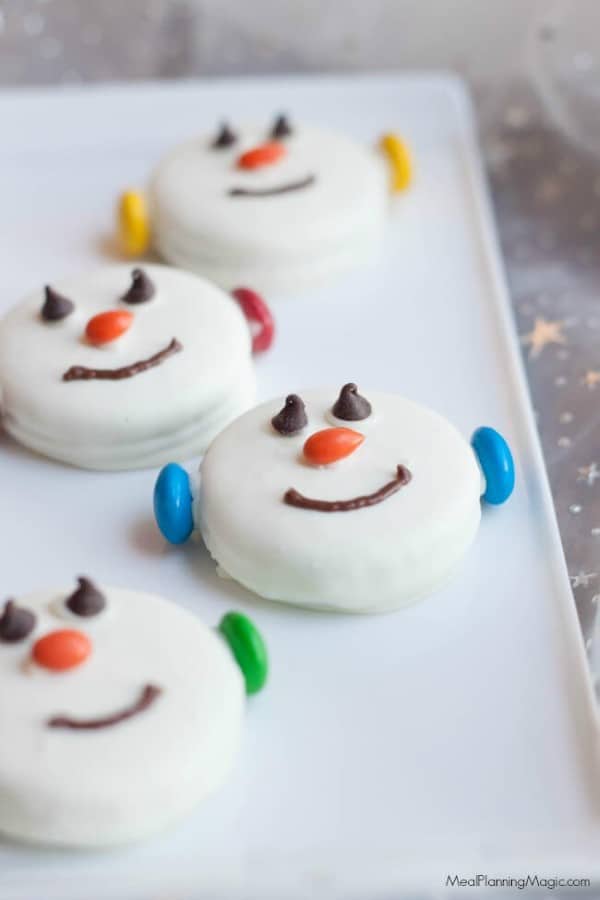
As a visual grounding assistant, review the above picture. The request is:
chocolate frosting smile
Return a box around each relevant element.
[63,338,182,382]
[284,464,412,512]
[48,683,162,730]
[229,174,316,197]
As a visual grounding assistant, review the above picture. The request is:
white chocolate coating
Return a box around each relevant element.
[0,586,244,847]
[149,124,388,294]
[0,264,255,470]
[199,389,483,612]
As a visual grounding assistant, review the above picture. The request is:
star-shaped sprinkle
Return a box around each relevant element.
[578,463,600,486]
[570,571,597,589]
[521,317,566,358]
[582,370,600,389]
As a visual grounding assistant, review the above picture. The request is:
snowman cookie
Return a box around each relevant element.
[0,264,273,470]
[0,577,267,847]
[154,385,514,613]
[118,115,411,294]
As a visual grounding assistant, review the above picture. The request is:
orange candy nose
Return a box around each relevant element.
[303,427,364,466]
[86,309,133,345]
[237,141,287,170]
[33,629,92,672]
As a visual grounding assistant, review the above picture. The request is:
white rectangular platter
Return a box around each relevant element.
[1,74,600,899]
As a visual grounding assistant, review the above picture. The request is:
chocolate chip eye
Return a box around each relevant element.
[41,286,75,322]
[212,122,237,149]
[331,384,372,421]
[269,115,294,141]
[270,114,293,140]
[0,599,36,643]
[65,577,106,618]
[121,268,155,305]
[271,394,308,436]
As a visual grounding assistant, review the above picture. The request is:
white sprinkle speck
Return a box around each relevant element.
[569,503,582,513]
[592,528,600,537]
[559,436,572,448]
[571,571,597,587]
[578,463,600,485]
[559,411,573,424]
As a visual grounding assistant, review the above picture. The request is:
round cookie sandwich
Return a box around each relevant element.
[0,264,273,470]
[0,576,267,847]
[117,115,412,294]
[154,384,515,613]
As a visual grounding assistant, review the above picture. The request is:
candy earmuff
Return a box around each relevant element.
[379,132,413,192]
[471,426,515,505]
[118,190,151,256]
[218,611,268,695]
[154,463,194,544]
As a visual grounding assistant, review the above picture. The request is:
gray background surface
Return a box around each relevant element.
[2,0,600,695]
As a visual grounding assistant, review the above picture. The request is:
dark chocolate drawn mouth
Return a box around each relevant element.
[284,464,412,512]
[47,683,162,730]
[62,338,182,382]
[228,174,316,197]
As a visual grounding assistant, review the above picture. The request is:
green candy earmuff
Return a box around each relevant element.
[218,611,268,695]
